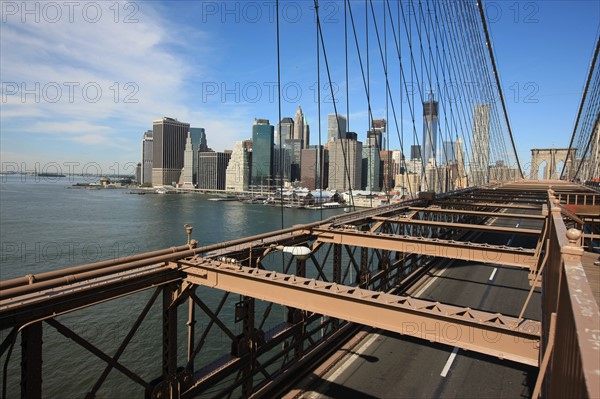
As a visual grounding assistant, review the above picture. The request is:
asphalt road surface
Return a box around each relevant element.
[300,209,542,398]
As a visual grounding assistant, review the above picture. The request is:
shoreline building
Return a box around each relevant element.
[251,119,274,189]
[181,133,195,188]
[226,140,253,192]
[152,117,190,186]
[141,130,153,185]
[190,127,209,185]
[300,145,327,190]
[328,133,362,192]
[197,151,232,190]
[273,146,292,186]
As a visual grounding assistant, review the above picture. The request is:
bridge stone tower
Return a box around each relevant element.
[530,148,576,180]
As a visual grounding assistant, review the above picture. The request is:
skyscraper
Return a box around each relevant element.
[366,130,383,149]
[135,162,141,184]
[152,117,190,186]
[303,121,310,149]
[273,146,292,184]
[328,137,362,192]
[410,145,422,160]
[277,117,294,145]
[422,93,439,167]
[301,146,327,190]
[372,119,386,150]
[141,130,153,185]
[293,105,309,148]
[188,127,209,185]
[362,145,380,192]
[327,114,347,142]
[455,137,467,188]
[471,104,490,185]
[189,128,208,152]
[181,132,194,187]
[442,141,457,164]
[277,117,301,182]
[251,119,274,188]
[226,140,252,192]
[197,152,232,190]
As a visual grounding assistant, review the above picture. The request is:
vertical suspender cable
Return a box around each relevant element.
[561,35,600,180]
[317,1,323,220]
[477,0,523,178]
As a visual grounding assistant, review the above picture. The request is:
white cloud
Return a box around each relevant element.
[0,1,223,166]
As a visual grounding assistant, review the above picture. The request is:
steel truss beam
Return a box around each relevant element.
[177,259,540,366]
[370,216,542,235]
[433,201,543,210]
[0,267,182,329]
[407,207,545,220]
[307,228,537,269]
[453,193,548,204]
[46,318,151,390]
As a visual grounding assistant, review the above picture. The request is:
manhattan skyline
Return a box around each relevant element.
[1,1,598,175]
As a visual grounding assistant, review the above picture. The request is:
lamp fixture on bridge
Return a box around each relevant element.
[277,245,311,261]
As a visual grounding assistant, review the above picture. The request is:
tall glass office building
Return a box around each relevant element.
[422,93,439,167]
[251,119,274,188]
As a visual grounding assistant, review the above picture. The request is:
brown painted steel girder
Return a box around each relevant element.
[0,266,182,329]
[309,228,537,269]
[177,259,540,366]
[407,207,545,220]
[433,201,543,210]
[370,216,542,235]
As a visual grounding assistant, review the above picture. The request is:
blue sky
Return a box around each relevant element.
[1,0,598,176]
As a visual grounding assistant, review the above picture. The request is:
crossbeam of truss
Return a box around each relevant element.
[305,228,538,269]
[177,258,540,366]
[433,201,543,210]
[407,207,546,220]
[370,216,542,235]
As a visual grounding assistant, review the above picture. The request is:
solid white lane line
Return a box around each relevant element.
[414,272,441,297]
[440,347,459,377]
[489,267,498,281]
[327,333,380,381]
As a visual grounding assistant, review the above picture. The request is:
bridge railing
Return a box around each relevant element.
[556,192,600,206]
[536,192,600,398]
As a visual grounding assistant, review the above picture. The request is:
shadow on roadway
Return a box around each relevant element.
[339,349,379,363]
[307,377,381,399]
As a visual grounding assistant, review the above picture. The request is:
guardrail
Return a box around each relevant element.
[534,191,600,398]
[557,192,600,206]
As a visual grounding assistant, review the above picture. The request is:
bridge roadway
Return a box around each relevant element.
[4,183,596,397]
[294,208,542,398]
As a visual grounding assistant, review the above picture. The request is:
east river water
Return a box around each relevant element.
[0,175,342,397]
